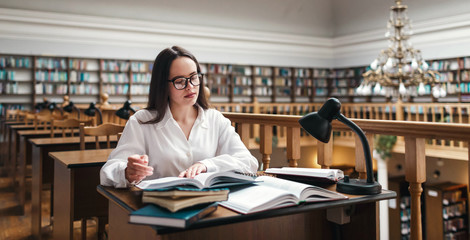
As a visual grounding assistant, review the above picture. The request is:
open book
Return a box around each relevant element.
[265,167,344,184]
[136,171,255,190]
[220,176,348,214]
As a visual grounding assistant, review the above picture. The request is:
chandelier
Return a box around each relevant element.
[356,0,444,100]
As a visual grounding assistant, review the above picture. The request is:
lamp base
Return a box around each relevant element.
[336,178,382,195]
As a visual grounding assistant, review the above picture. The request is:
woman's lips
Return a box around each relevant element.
[185,93,196,98]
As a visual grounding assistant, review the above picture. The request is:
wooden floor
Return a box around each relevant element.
[0,171,102,240]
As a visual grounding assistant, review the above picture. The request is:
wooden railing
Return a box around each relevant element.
[213,101,470,159]
[223,112,470,240]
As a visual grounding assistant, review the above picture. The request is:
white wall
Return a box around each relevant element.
[1,0,470,68]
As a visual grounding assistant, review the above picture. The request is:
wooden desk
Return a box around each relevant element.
[98,185,396,240]
[29,136,117,239]
[7,124,35,184]
[50,149,112,240]
[15,129,67,210]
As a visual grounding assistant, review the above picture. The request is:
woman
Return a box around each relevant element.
[100,46,259,188]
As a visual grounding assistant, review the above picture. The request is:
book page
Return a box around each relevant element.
[255,176,310,199]
[220,184,298,214]
[136,177,203,190]
[194,171,254,187]
[265,167,343,181]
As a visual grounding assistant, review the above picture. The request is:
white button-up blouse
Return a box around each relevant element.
[100,105,259,188]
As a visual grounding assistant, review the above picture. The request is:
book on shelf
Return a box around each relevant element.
[265,167,344,185]
[129,202,218,228]
[220,176,348,214]
[136,171,256,190]
[142,187,229,212]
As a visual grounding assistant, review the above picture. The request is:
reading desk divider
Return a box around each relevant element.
[98,185,395,240]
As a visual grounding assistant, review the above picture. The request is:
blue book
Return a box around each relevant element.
[129,202,218,228]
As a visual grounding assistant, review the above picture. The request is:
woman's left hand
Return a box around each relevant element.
[178,162,207,178]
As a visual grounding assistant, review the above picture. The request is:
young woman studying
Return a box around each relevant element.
[100,46,259,188]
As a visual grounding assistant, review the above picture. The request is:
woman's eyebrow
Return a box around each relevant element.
[169,71,197,79]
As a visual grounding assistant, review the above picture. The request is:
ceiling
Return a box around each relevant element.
[1,0,469,39]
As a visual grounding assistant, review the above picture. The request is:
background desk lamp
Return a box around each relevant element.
[115,100,136,120]
[84,102,103,125]
[299,98,381,195]
[63,101,80,119]
[47,102,64,115]
[34,98,49,112]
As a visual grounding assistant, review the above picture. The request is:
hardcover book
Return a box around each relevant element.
[129,202,218,228]
[142,188,229,212]
[265,167,344,184]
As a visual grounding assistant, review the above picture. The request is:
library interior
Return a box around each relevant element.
[1,0,470,239]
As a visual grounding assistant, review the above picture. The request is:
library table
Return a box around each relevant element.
[98,185,396,240]
[6,124,36,183]
[15,129,71,211]
[50,149,112,240]
[29,136,117,239]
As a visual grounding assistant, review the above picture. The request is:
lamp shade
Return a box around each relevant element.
[298,98,341,143]
[115,100,135,120]
[63,102,74,113]
[84,102,97,117]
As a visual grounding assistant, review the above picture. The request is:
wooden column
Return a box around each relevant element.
[259,124,272,170]
[404,137,426,240]
[355,133,374,180]
[286,127,300,167]
[317,140,333,169]
[237,123,250,148]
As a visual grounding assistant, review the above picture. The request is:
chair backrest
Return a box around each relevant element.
[79,123,125,150]
[35,113,68,130]
[24,113,36,125]
[51,118,93,138]
[5,109,19,121]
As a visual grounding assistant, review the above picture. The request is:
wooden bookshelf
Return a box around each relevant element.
[3,53,470,115]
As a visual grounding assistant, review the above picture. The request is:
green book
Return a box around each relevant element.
[129,202,218,228]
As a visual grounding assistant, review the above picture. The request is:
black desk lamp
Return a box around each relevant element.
[63,102,79,118]
[47,102,64,115]
[34,100,50,112]
[115,100,136,120]
[84,102,103,125]
[299,98,381,195]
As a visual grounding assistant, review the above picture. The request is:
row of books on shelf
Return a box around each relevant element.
[233,87,252,95]
[233,76,252,85]
[35,70,68,82]
[0,56,31,69]
[35,58,67,70]
[444,218,466,233]
[210,87,229,95]
[274,78,291,86]
[35,83,67,95]
[100,60,130,72]
[0,82,31,94]
[460,70,470,81]
[101,73,129,83]
[209,76,230,85]
[69,84,100,95]
[101,84,129,95]
[130,85,150,95]
[70,71,93,82]
[0,70,15,80]
[132,73,151,83]
[443,201,466,220]
[131,61,152,72]
[432,60,460,71]
[69,59,92,71]
[130,168,346,228]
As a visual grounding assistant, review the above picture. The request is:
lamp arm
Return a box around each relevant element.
[336,114,374,183]
[97,108,103,125]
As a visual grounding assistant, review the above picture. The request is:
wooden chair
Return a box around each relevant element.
[79,122,124,150]
[50,118,93,138]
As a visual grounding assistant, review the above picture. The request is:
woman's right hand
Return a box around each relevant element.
[125,154,153,184]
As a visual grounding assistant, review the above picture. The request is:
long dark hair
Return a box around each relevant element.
[141,46,209,124]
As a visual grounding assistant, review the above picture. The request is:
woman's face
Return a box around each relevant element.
[168,57,200,108]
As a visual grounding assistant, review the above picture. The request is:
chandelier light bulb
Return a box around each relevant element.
[411,59,418,70]
[432,86,441,98]
[440,86,447,97]
[356,84,364,95]
[363,84,372,95]
[403,64,411,73]
[418,82,426,95]
[385,58,394,69]
[370,59,379,70]
[422,61,429,71]
[399,82,407,95]
[374,83,382,95]
[380,86,387,96]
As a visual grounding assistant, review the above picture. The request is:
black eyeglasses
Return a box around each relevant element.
[168,73,203,90]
